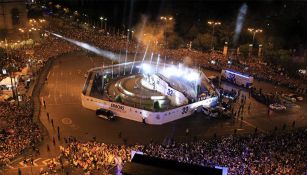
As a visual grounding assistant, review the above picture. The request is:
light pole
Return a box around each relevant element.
[131,30,134,38]
[207,20,221,51]
[99,16,104,29]
[248,28,262,57]
[99,17,108,32]
[104,18,107,32]
[127,29,130,40]
[160,16,173,48]
[248,28,262,44]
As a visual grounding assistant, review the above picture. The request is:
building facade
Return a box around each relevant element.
[0,0,27,31]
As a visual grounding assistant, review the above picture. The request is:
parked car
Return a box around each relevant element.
[287,93,304,101]
[96,108,116,120]
[269,103,286,111]
[281,94,296,102]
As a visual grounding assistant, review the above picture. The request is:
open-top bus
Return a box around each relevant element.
[221,69,254,88]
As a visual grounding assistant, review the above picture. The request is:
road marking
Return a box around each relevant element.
[62,118,73,125]
[42,159,51,165]
[241,120,267,133]
[47,71,51,79]
[33,158,41,166]
[19,162,27,167]
[6,164,14,169]
[10,157,23,164]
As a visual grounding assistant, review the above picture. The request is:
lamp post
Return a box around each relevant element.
[248,28,262,57]
[207,20,221,51]
[248,28,262,44]
[104,18,107,32]
[99,16,104,29]
[99,17,108,32]
[258,44,263,57]
[160,16,173,48]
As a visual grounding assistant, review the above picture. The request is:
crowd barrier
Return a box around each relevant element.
[81,93,218,125]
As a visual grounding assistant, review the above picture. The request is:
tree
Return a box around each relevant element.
[166,34,184,49]
[185,24,199,40]
[192,33,216,51]
[0,28,8,40]
[239,44,250,59]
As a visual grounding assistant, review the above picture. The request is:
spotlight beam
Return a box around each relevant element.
[48,31,118,61]
[139,43,149,73]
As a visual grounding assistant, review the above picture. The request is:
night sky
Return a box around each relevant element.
[50,0,307,48]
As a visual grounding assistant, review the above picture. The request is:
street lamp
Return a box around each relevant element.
[248,28,263,44]
[160,16,173,22]
[126,29,130,40]
[160,16,174,47]
[55,4,61,9]
[99,16,104,29]
[207,20,221,51]
[248,28,263,57]
[104,18,107,31]
[99,17,108,31]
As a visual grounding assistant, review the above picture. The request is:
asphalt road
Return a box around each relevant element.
[40,52,307,144]
[2,51,307,175]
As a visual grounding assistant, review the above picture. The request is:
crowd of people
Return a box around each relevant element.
[0,15,306,173]
[61,128,306,174]
[44,17,306,93]
[60,140,143,174]
[144,128,306,174]
[0,97,41,166]
[2,16,305,93]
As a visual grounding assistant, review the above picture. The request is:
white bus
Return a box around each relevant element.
[221,69,254,88]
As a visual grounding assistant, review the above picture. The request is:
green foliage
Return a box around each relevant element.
[0,28,8,40]
[264,49,290,65]
[239,44,250,58]
[263,49,303,75]
[185,24,199,40]
[115,95,122,103]
[153,101,160,111]
[166,34,184,49]
[192,33,216,51]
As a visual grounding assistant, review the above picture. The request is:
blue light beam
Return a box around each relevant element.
[48,32,118,61]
